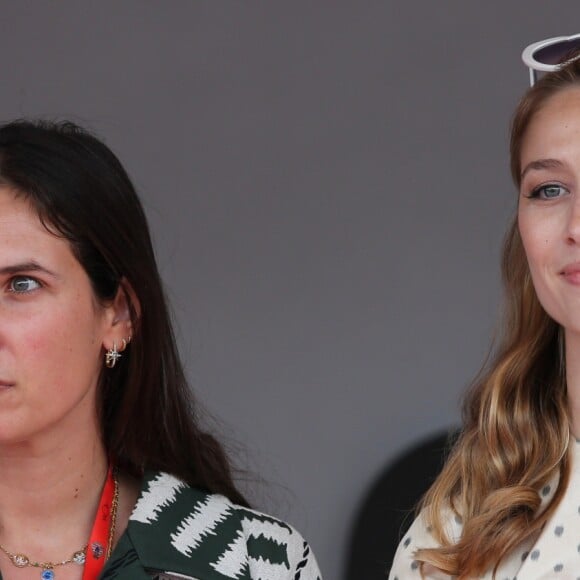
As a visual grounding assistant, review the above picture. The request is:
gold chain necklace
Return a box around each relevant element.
[105,468,119,559]
[0,470,119,580]
[0,543,87,579]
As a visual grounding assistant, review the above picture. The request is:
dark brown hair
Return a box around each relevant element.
[0,119,248,507]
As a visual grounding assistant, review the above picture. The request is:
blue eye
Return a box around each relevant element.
[529,184,569,199]
[8,276,41,294]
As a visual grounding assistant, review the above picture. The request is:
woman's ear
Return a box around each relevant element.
[103,278,141,350]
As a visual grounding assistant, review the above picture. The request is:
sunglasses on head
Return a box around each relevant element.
[522,33,580,86]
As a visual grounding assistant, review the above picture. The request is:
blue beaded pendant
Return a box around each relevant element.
[91,542,104,559]
[41,570,55,580]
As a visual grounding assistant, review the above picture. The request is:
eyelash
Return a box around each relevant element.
[6,275,43,294]
[526,183,569,200]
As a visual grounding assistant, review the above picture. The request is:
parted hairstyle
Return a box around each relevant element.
[0,119,248,507]
[415,55,580,577]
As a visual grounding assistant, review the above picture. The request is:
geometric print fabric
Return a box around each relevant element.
[101,471,322,580]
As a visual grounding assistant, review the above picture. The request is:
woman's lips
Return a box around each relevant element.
[562,263,580,284]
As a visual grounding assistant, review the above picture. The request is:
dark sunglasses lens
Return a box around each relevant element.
[534,38,580,65]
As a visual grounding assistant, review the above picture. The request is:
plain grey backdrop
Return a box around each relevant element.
[1,2,579,578]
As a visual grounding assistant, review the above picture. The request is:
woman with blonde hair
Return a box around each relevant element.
[390,35,580,578]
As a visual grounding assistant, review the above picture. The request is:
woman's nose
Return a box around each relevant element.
[567,196,580,243]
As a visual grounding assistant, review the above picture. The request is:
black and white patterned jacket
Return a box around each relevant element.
[99,472,322,580]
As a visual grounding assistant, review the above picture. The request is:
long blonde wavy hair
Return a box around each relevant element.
[415,56,580,577]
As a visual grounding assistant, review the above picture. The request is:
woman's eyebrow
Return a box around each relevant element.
[520,158,564,180]
[0,261,58,278]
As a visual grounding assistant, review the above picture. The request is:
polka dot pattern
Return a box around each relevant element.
[388,439,580,578]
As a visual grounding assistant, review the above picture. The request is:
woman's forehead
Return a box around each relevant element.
[521,88,580,164]
[0,187,76,267]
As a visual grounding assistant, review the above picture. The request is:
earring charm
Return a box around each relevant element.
[105,343,122,368]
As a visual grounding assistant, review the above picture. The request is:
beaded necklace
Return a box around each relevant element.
[0,465,118,580]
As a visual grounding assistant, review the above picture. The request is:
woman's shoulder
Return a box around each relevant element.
[389,508,463,580]
[127,471,322,580]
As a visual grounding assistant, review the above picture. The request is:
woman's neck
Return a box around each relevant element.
[0,422,108,557]
[566,330,580,439]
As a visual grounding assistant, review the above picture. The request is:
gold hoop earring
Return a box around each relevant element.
[105,343,122,368]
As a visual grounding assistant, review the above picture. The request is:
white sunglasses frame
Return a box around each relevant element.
[522,32,580,86]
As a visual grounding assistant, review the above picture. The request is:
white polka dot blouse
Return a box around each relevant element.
[389,438,580,579]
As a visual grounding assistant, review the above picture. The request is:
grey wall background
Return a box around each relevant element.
[0,2,579,578]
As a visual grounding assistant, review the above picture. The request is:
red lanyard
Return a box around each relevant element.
[82,464,116,580]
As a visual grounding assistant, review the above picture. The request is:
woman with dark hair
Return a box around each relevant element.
[0,120,321,580]
[390,40,580,579]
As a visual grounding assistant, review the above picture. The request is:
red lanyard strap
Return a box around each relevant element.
[82,464,117,580]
